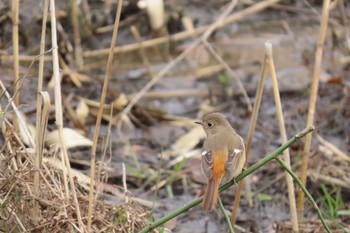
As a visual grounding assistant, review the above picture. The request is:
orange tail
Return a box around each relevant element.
[202,177,221,211]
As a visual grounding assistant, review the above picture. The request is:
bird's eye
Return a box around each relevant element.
[207,122,213,127]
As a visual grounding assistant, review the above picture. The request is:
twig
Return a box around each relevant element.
[122,163,128,204]
[316,134,350,163]
[70,0,84,69]
[139,126,314,233]
[49,0,84,230]
[202,40,252,112]
[6,205,26,232]
[298,0,331,214]
[34,0,49,224]
[81,0,92,26]
[0,53,52,62]
[196,64,225,79]
[218,196,235,233]
[0,81,35,148]
[152,149,164,212]
[127,88,209,99]
[275,157,331,233]
[339,0,350,50]
[12,0,20,130]
[96,108,113,200]
[130,25,154,80]
[36,0,49,168]
[86,0,124,231]
[265,42,299,232]
[230,45,268,225]
[33,92,50,220]
[308,171,350,189]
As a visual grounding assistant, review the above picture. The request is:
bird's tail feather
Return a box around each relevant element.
[202,177,221,211]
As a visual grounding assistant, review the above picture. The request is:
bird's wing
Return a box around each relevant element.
[222,145,245,183]
[201,150,213,180]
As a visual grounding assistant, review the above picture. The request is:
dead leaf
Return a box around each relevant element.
[75,99,89,125]
[45,128,93,149]
[112,93,128,109]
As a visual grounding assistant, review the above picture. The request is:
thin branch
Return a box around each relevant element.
[70,0,84,69]
[12,0,20,130]
[130,25,154,80]
[218,196,234,233]
[275,157,331,233]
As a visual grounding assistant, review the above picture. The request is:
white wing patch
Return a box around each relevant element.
[233,149,242,154]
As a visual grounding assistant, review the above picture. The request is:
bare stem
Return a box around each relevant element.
[276,157,331,233]
[12,0,20,130]
[265,41,299,232]
[218,196,235,233]
[49,0,84,230]
[230,47,268,225]
[298,0,331,214]
[87,0,124,231]
[34,0,50,224]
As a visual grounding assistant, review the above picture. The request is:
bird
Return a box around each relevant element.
[195,112,245,211]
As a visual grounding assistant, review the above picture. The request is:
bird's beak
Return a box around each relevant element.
[195,121,203,125]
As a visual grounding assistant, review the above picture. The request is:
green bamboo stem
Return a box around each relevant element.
[275,157,331,233]
[218,196,234,233]
[139,126,314,233]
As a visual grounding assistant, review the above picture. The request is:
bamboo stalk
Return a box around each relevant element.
[298,0,331,215]
[266,42,299,232]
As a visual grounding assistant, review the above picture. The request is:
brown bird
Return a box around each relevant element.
[195,113,245,211]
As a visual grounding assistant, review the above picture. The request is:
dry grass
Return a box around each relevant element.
[0,125,154,232]
[278,220,341,233]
